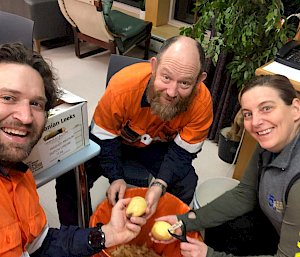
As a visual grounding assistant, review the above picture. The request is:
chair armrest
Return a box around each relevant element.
[58,0,76,27]
[76,0,93,4]
[76,0,102,10]
[94,0,102,10]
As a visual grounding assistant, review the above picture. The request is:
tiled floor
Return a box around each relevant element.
[37,43,235,228]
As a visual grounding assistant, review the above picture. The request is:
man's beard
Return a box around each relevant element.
[0,122,44,163]
[146,76,197,121]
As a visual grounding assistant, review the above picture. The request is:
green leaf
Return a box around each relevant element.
[180,0,296,92]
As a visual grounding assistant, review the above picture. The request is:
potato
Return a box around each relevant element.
[151,221,173,241]
[126,196,147,217]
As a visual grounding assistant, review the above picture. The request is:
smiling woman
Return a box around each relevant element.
[240,75,300,153]
[156,74,300,255]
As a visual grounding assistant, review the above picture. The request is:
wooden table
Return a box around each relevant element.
[255,61,300,91]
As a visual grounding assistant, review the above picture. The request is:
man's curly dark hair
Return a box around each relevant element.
[0,42,58,111]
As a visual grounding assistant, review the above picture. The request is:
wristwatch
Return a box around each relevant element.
[88,222,106,251]
[150,181,167,196]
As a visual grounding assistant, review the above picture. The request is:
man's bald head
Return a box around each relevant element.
[156,36,205,76]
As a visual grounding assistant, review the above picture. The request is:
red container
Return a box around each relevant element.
[89,187,202,257]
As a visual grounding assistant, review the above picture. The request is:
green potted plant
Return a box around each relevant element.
[180,0,297,162]
[180,0,296,90]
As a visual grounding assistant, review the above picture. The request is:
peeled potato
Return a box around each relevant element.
[126,196,147,217]
[151,221,173,241]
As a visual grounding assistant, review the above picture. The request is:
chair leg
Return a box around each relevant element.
[34,39,41,53]
[74,29,102,58]
[144,35,151,60]
[73,28,81,58]
[143,22,153,60]
[73,27,116,58]
[109,40,117,54]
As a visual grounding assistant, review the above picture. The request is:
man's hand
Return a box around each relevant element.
[145,186,160,218]
[102,198,146,247]
[145,179,166,218]
[106,179,127,205]
[145,179,168,219]
[180,236,208,257]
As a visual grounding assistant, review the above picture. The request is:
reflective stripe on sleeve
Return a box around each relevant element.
[91,121,118,140]
[26,223,49,254]
[174,134,204,153]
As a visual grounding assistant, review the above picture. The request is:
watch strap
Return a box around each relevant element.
[150,181,167,196]
[88,222,106,251]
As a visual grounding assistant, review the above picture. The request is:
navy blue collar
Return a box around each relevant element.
[0,162,28,176]
[141,82,151,108]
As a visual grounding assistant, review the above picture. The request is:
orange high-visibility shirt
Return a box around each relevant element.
[0,166,46,256]
[93,62,213,153]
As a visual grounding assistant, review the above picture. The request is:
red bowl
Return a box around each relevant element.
[89,187,202,257]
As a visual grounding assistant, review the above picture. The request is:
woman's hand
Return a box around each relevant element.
[149,215,179,244]
[180,236,208,257]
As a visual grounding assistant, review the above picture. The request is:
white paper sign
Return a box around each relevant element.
[263,61,300,82]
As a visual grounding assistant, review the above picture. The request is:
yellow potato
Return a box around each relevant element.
[151,221,173,241]
[126,196,147,217]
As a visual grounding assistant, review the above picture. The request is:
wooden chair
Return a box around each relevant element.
[58,0,152,59]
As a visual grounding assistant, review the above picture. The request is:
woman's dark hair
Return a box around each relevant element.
[156,35,206,75]
[0,42,58,111]
[240,74,298,105]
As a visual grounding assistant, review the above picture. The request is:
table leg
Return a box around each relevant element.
[74,164,90,228]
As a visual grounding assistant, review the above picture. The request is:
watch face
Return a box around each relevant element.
[89,229,105,249]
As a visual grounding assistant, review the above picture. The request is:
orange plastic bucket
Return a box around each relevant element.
[89,187,202,257]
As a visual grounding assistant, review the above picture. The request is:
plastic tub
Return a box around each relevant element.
[90,187,201,257]
[193,177,240,209]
